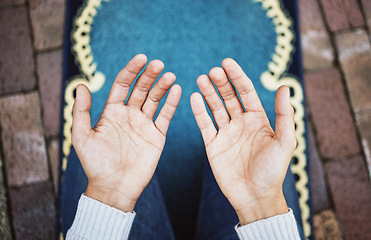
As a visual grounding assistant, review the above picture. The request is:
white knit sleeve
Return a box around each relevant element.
[235,209,301,240]
[66,194,136,240]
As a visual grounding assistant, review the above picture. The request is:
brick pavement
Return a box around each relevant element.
[0,0,370,239]
[300,0,371,238]
[0,0,65,239]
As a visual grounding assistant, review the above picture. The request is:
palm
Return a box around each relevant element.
[72,55,181,211]
[191,58,296,221]
[206,113,289,209]
[78,104,165,200]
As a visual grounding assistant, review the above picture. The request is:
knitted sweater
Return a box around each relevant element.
[66,194,300,240]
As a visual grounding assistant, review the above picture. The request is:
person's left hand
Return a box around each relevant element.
[190,58,296,225]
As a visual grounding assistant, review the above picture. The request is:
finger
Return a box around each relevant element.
[127,59,164,108]
[190,92,217,146]
[275,86,296,150]
[222,58,264,112]
[197,75,230,129]
[72,84,92,146]
[209,67,244,118]
[155,84,182,135]
[142,72,176,119]
[106,54,147,104]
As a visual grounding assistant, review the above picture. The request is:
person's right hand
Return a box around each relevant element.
[191,58,296,225]
[72,54,181,213]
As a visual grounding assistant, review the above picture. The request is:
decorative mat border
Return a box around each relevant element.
[60,0,310,238]
[256,0,310,238]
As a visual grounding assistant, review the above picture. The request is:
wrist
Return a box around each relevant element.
[85,183,137,213]
[235,192,288,226]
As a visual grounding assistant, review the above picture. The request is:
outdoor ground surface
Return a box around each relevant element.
[0,0,370,239]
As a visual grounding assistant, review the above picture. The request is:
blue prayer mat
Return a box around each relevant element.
[58,0,312,239]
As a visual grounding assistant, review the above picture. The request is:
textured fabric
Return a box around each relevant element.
[67,195,300,240]
[194,161,304,240]
[66,194,135,240]
[129,175,176,240]
[235,209,300,240]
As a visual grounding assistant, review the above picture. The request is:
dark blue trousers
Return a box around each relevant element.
[129,162,305,240]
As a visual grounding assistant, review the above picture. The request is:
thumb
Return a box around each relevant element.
[72,84,92,147]
[274,86,296,152]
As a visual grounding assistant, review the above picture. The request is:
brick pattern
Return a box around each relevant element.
[299,0,334,71]
[319,0,350,31]
[37,50,63,137]
[0,0,65,238]
[48,138,60,195]
[356,111,371,176]
[0,7,36,95]
[9,182,56,240]
[342,0,365,28]
[313,209,343,240]
[305,68,360,159]
[335,29,371,113]
[308,126,330,213]
[361,0,371,32]
[319,0,365,31]
[325,156,371,239]
[0,0,24,8]
[301,0,371,239]
[29,0,66,50]
[0,155,12,240]
[0,0,370,239]
[0,93,49,187]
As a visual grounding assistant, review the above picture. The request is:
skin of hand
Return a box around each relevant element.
[72,54,182,212]
[190,58,296,225]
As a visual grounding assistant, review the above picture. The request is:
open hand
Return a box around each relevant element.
[191,58,296,225]
[72,54,181,212]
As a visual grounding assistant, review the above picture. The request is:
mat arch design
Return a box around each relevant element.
[61,0,310,238]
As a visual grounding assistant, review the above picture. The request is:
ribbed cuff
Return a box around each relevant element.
[66,194,136,240]
[235,209,300,240]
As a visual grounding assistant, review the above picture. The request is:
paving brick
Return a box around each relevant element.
[308,125,330,213]
[0,92,49,187]
[325,156,371,240]
[356,111,371,176]
[29,0,66,50]
[47,138,60,195]
[336,29,371,60]
[0,155,12,239]
[320,0,364,30]
[342,0,365,28]
[319,0,349,31]
[313,209,343,240]
[9,182,55,240]
[299,0,334,71]
[335,29,371,113]
[0,7,36,95]
[304,69,360,159]
[361,0,371,33]
[37,50,62,137]
[0,0,24,8]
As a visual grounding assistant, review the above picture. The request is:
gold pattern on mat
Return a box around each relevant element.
[60,0,107,239]
[61,0,107,174]
[61,0,310,239]
[256,0,310,238]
